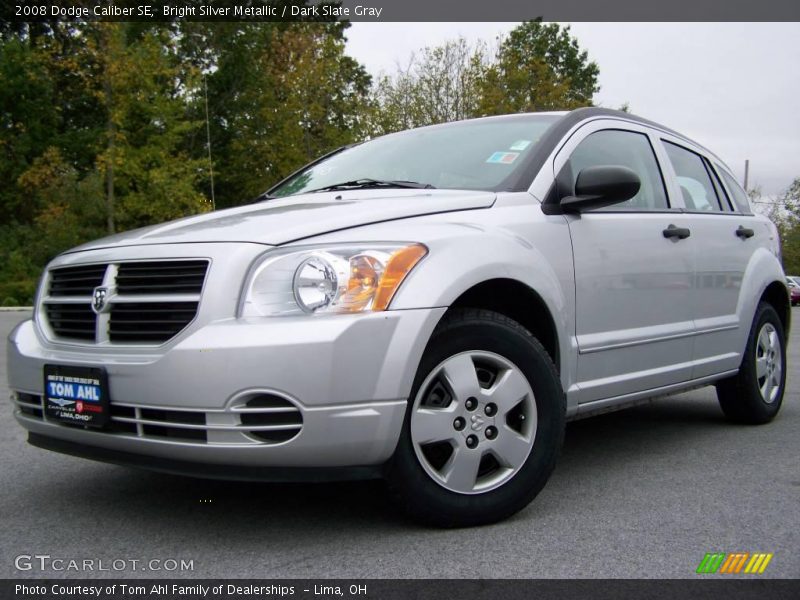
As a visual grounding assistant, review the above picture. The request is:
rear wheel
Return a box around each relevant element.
[386,309,565,527]
[716,302,786,424]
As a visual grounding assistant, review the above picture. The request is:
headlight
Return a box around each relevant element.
[240,243,427,317]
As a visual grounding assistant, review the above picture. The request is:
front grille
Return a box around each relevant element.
[116,260,208,295]
[45,303,96,341]
[41,260,208,345]
[48,264,106,297]
[13,392,304,446]
[109,302,200,343]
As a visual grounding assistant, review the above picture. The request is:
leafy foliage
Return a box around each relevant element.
[375,21,600,133]
[373,38,488,132]
[0,20,601,304]
[759,179,800,275]
[478,20,599,115]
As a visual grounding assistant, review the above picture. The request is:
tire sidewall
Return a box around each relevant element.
[388,313,565,525]
[742,304,787,420]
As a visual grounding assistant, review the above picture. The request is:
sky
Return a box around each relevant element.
[345,23,800,197]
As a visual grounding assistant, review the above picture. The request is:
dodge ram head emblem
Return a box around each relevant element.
[470,414,485,431]
[92,287,109,314]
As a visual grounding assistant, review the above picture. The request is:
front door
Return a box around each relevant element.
[556,124,697,405]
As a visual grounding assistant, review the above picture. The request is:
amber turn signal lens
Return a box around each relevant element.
[339,254,382,312]
[372,244,428,311]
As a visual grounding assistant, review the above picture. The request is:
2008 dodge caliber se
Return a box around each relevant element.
[7,107,789,526]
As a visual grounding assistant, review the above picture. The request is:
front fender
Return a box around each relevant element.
[296,202,576,396]
[389,217,575,389]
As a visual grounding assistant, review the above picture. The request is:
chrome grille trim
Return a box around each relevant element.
[109,416,301,432]
[11,393,303,446]
[40,259,209,346]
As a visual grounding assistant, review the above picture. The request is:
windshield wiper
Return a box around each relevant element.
[250,192,277,203]
[306,178,435,194]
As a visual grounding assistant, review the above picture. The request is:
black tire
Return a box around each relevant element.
[385,308,565,527]
[716,302,786,424]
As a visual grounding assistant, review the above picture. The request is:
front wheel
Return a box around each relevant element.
[716,302,786,424]
[386,309,565,527]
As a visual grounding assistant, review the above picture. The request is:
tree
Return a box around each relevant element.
[374,38,487,133]
[0,23,212,303]
[212,24,373,202]
[0,19,604,304]
[0,36,61,223]
[478,20,599,115]
[373,22,600,132]
[82,23,211,232]
[762,179,800,274]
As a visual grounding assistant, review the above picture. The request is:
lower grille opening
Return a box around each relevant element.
[246,429,300,444]
[17,393,43,419]
[240,411,302,427]
[140,408,205,425]
[24,390,304,446]
[108,405,208,442]
[140,407,208,442]
[239,394,303,444]
[142,424,207,442]
[108,404,137,434]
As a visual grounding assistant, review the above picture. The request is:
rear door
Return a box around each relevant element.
[555,121,697,405]
[658,138,761,378]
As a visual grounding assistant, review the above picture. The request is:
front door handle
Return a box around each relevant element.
[736,226,755,239]
[663,224,691,240]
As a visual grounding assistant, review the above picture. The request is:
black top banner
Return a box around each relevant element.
[3,0,800,22]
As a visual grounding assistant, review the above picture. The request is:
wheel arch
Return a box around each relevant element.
[444,278,561,373]
[759,280,791,335]
[738,247,791,354]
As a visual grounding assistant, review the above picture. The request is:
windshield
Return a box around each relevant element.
[269,114,561,197]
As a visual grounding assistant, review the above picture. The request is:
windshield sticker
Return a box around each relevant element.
[486,151,520,164]
[509,140,531,151]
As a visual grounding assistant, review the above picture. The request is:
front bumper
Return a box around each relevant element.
[7,307,445,474]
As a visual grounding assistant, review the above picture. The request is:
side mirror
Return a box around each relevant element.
[560,165,641,213]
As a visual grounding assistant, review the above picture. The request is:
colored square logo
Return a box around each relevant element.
[486,152,520,164]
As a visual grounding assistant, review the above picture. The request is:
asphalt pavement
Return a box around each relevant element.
[1,310,798,579]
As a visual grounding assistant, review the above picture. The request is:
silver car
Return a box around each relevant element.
[7,108,788,526]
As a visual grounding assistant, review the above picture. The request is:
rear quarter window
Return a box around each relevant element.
[663,141,723,212]
[718,168,753,214]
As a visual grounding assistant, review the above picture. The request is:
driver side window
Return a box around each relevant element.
[567,129,669,211]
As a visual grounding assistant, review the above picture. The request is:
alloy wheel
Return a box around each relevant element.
[410,351,537,494]
[755,322,782,404]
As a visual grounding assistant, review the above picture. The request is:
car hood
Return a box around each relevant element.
[66,189,496,253]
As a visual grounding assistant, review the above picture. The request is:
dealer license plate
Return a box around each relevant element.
[43,365,110,428]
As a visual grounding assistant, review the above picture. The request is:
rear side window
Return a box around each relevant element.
[718,168,753,213]
[566,130,669,211]
[663,142,723,212]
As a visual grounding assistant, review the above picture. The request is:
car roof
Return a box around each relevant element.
[559,107,728,169]
[416,108,732,185]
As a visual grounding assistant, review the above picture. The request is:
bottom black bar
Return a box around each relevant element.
[3,579,799,600]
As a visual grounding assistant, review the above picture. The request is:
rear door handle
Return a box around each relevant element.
[663,224,691,240]
[736,226,755,239]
